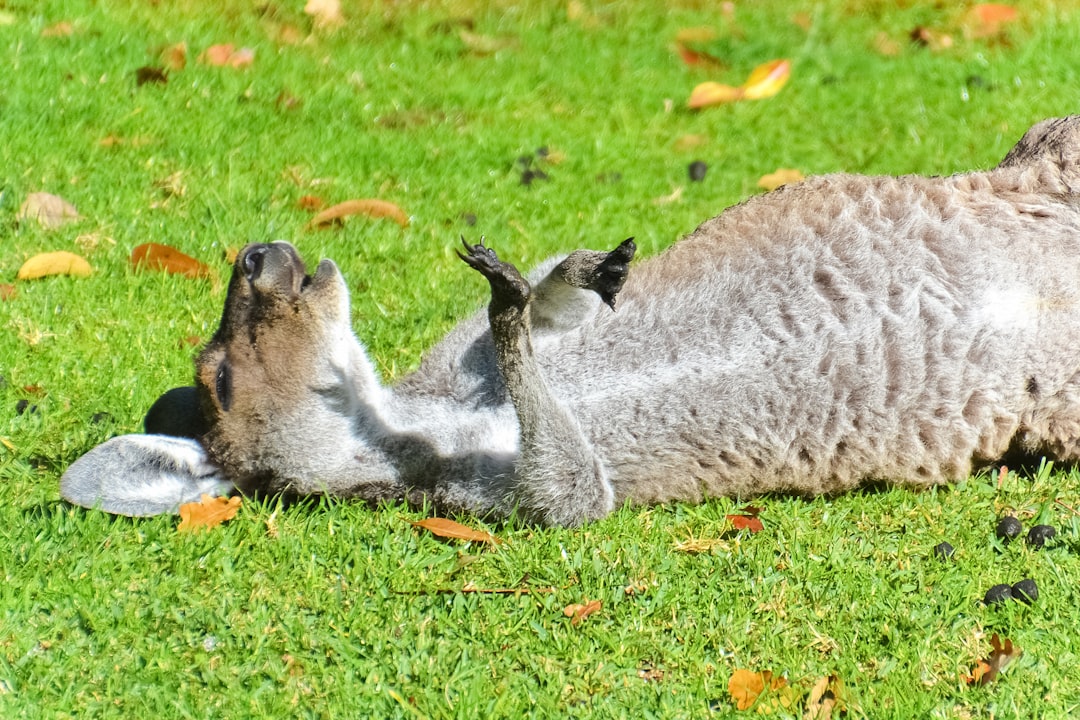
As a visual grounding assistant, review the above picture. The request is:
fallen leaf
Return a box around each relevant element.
[674,42,725,69]
[727,514,764,533]
[965,4,1018,38]
[224,247,240,264]
[758,168,805,191]
[200,44,254,68]
[40,21,73,38]
[804,675,844,719]
[178,494,242,532]
[297,195,325,211]
[408,517,502,545]
[741,59,791,100]
[687,58,790,108]
[305,0,344,29]
[638,662,664,682]
[17,192,80,228]
[0,284,17,300]
[161,42,187,71]
[687,81,743,109]
[131,243,215,280]
[563,599,602,625]
[965,634,1021,685]
[17,251,92,280]
[653,186,684,205]
[307,199,409,229]
[728,669,767,710]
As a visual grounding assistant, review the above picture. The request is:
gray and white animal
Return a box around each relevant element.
[61,116,1080,526]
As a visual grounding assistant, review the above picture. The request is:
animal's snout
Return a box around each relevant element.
[237,242,308,297]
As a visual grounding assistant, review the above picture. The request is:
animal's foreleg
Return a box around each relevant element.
[458,239,616,526]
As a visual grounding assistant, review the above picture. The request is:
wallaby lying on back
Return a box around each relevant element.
[62,117,1080,526]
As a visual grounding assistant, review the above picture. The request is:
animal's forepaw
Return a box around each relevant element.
[457,237,531,307]
[594,237,636,310]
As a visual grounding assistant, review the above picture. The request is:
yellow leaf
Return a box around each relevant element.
[687,81,743,109]
[741,59,790,100]
[407,517,502,545]
[178,494,242,532]
[307,199,410,229]
[17,251,92,280]
[17,192,80,228]
[305,0,344,28]
[758,168,805,191]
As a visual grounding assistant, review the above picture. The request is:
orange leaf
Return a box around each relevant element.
[1,283,17,300]
[306,199,410,229]
[297,195,325,211]
[727,514,764,533]
[674,42,724,69]
[966,4,1018,37]
[17,251,92,280]
[408,517,502,545]
[563,599,602,625]
[965,634,1022,685]
[178,494,241,532]
[741,58,790,100]
[131,243,215,280]
[728,669,766,710]
[17,192,80,228]
[161,42,187,71]
[200,44,254,68]
[757,168,805,191]
[687,81,743,109]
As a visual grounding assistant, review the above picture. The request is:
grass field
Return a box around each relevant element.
[3,0,1080,717]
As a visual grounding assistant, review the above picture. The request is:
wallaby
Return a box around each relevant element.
[61,116,1080,526]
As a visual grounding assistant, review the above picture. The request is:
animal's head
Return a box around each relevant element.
[60,241,381,515]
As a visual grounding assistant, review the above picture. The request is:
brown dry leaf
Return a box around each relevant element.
[305,0,344,29]
[41,21,73,38]
[161,42,187,71]
[727,514,764,533]
[965,633,1022,685]
[307,199,409,229]
[178,494,242,532]
[804,675,844,719]
[200,44,254,68]
[131,243,215,280]
[563,599,602,626]
[0,284,17,301]
[297,195,325,211]
[965,4,1018,38]
[17,251,92,280]
[758,168,805,191]
[408,517,502,545]
[674,41,724,69]
[17,192,80,229]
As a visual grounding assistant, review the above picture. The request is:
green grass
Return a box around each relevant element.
[3,0,1080,716]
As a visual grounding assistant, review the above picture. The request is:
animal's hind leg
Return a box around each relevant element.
[528,238,635,336]
[458,239,616,526]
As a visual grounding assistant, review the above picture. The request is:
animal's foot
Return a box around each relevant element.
[458,237,531,309]
[591,237,635,309]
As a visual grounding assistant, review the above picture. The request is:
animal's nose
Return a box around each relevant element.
[243,245,267,281]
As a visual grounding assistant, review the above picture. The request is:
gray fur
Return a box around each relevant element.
[60,117,1080,526]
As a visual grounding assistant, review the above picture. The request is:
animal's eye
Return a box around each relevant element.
[215,362,233,412]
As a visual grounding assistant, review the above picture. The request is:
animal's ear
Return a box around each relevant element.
[60,435,234,517]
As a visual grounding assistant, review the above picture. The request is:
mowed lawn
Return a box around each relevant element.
[3,0,1080,717]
